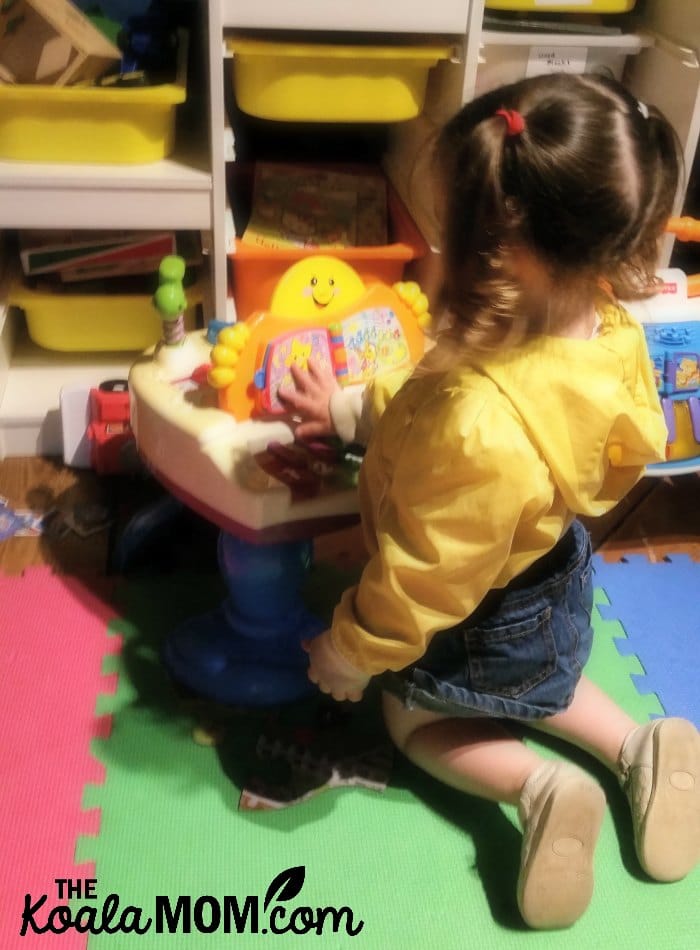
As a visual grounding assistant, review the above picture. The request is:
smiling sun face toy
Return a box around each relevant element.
[268,256,366,318]
[207,255,430,422]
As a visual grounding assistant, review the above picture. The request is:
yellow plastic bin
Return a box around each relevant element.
[0,32,188,164]
[228,37,454,123]
[10,278,202,352]
[485,2,635,11]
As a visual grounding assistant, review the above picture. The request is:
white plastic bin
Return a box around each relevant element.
[476,31,647,97]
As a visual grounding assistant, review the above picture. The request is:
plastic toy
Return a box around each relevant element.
[624,259,700,475]
[667,216,700,298]
[87,379,135,475]
[128,256,431,705]
[612,217,700,475]
[161,533,327,705]
[207,256,430,422]
[150,253,199,379]
[154,254,188,344]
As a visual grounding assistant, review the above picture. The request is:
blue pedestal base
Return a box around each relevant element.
[162,533,326,706]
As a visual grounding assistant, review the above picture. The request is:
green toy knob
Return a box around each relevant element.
[159,254,186,283]
[154,283,186,321]
[154,255,187,346]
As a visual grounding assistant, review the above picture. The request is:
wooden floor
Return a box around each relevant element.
[0,455,699,577]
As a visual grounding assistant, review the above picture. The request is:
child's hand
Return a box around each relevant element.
[302,630,370,703]
[278,357,340,439]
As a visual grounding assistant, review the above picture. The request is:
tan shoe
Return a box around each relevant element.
[618,717,700,882]
[517,761,606,930]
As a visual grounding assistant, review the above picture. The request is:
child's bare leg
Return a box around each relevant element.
[530,675,700,882]
[382,691,542,804]
[382,692,606,929]
[528,674,637,767]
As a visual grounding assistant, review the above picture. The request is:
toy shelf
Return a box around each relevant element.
[0,153,212,231]
[386,0,700,265]
[220,0,470,33]
[0,309,134,459]
[0,146,212,455]
[0,3,212,461]
[3,0,700,461]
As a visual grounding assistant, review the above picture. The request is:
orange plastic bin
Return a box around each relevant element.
[227,165,430,320]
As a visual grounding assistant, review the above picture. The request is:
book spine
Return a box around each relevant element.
[329,323,348,385]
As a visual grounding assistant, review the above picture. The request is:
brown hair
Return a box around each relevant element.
[433,72,683,352]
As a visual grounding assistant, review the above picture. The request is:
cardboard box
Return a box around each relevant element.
[0,0,121,86]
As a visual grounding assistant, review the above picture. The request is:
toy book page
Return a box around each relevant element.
[258,328,335,414]
[338,308,411,385]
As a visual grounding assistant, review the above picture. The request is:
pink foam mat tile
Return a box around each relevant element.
[0,568,121,948]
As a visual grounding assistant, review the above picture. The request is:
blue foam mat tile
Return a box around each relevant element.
[592,554,699,725]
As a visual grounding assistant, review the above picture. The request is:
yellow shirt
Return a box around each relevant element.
[331,302,667,676]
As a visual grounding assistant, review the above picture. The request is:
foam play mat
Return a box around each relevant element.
[1,560,698,949]
[0,569,121,950]
[592,553,699,724]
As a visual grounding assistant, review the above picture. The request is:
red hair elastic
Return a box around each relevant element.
[495,108,525,137]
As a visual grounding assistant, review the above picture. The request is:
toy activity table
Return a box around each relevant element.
[128,255,430,705]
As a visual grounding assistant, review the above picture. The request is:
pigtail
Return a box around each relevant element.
[431,72,682,354]
[602,101,684,300]
[436,108,534,353]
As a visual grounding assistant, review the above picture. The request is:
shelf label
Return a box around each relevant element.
[526,46,588,77]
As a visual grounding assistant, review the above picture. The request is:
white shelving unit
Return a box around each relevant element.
[220,0,471,33]
[0,311,137,458]
[0,155,212,231]
[386,1,700,255]
[0,2,215,459]
[0,147,214,456]
[2,0,700,460]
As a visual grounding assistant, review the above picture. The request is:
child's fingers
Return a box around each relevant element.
[277,386,301,410]
[308,357,340,391]
[288,361,305,384]
[279,385,317,414]
[289,361,317,391]
[306,356,325,382]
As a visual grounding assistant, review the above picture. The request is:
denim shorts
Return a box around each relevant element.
[381,520,594,721]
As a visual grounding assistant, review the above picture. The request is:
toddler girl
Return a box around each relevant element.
[280,73,700,929]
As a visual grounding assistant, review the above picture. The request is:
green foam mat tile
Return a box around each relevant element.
[80,578,698,948]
